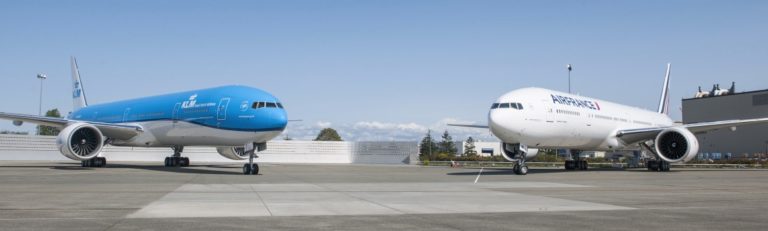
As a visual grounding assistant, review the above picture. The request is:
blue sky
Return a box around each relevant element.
[1,0,767,141]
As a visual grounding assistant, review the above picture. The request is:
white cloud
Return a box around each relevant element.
[316,121,332,128]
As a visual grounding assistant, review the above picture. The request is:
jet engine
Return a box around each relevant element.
[654,127,699,163]
[501,143,539,162]
[56,123,104,161]
[216,147,248,160]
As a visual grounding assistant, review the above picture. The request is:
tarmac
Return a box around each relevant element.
[0,161,767,230]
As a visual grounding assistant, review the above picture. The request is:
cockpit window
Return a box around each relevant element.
[492,102,524,110]
[252,101,283,109]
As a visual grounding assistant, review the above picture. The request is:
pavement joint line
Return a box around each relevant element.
[250,184,274,216]
[312,183,409,215]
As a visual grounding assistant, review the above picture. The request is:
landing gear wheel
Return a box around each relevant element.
[565,160,575,170]
[243,163,259,175]
[647,160,659,171]
[242,164,252,175]
[250,163,259,175]
[580,160,588,170]
[178,157,189,167]
[513,164,521,174]
[518,165,528,175]
[659,161,670,172]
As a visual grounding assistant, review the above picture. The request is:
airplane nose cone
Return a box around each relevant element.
[272,110,288,130]
[488,110,504,134]
[488,110,515,140]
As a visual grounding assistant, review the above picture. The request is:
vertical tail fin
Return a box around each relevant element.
[70,56,88,110]
[657,63,671,115]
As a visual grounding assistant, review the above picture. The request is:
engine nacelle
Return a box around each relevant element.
[654,127,699,163]
[56,123,104,161]
[501,143,539,162]
[216,146,248,160]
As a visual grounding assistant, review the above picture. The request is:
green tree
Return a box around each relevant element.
[314,128,343,141]
[438,130,457,156]
[419,130,439,161]
[463,136,477,157]
[37,109,61,136]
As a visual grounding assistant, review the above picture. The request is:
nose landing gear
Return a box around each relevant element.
[242,142,266,175]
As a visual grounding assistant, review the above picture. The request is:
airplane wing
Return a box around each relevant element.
[0,112,143,140]
[447,123,490,129]
[616,117,768,145]
[0,112,69,128]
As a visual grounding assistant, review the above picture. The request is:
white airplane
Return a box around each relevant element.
[451,64,768,175]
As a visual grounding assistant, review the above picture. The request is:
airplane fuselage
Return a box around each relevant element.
[488,87,674,151]
[69,85,288,147]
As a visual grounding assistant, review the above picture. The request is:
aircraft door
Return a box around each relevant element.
[217,98,231,121]
[172,103,181,121]
[122,108,131,123]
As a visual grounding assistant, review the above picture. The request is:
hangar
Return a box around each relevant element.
[682,87,768,159]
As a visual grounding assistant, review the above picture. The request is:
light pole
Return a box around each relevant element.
[566,64,572,94]
[37,73,47,116]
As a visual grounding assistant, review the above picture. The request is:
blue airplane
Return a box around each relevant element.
[0,57,288,175]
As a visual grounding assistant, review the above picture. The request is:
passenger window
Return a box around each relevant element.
[266,102,277,108]
[277,103,284,109]
[499,103,510,108]
[491,103,500,109]
[517,103,524,110]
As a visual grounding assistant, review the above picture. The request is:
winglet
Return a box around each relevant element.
[657,63,671,115]
[70,56,88,110]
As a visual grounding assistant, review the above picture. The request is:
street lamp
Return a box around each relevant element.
[37,73,47,116]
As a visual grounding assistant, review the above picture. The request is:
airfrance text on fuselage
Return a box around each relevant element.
[550,94,601,110]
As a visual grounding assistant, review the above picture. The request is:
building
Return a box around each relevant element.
[455,141,503,157]
[682,88,768,159]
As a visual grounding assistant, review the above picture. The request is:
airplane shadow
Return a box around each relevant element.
[103,163,246,175]
[0,162,247,175]
[446,167,711,176]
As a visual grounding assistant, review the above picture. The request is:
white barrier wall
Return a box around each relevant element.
[0,134,416,164]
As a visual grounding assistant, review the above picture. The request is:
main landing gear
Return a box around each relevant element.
[82,157,107,167]
[242,142,266,175]
[564,150,588,171]
[640,143,671,172]
[164,146,189,167]
[646,159,671,172]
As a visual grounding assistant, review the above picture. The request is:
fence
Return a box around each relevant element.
[0,134,418,164]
